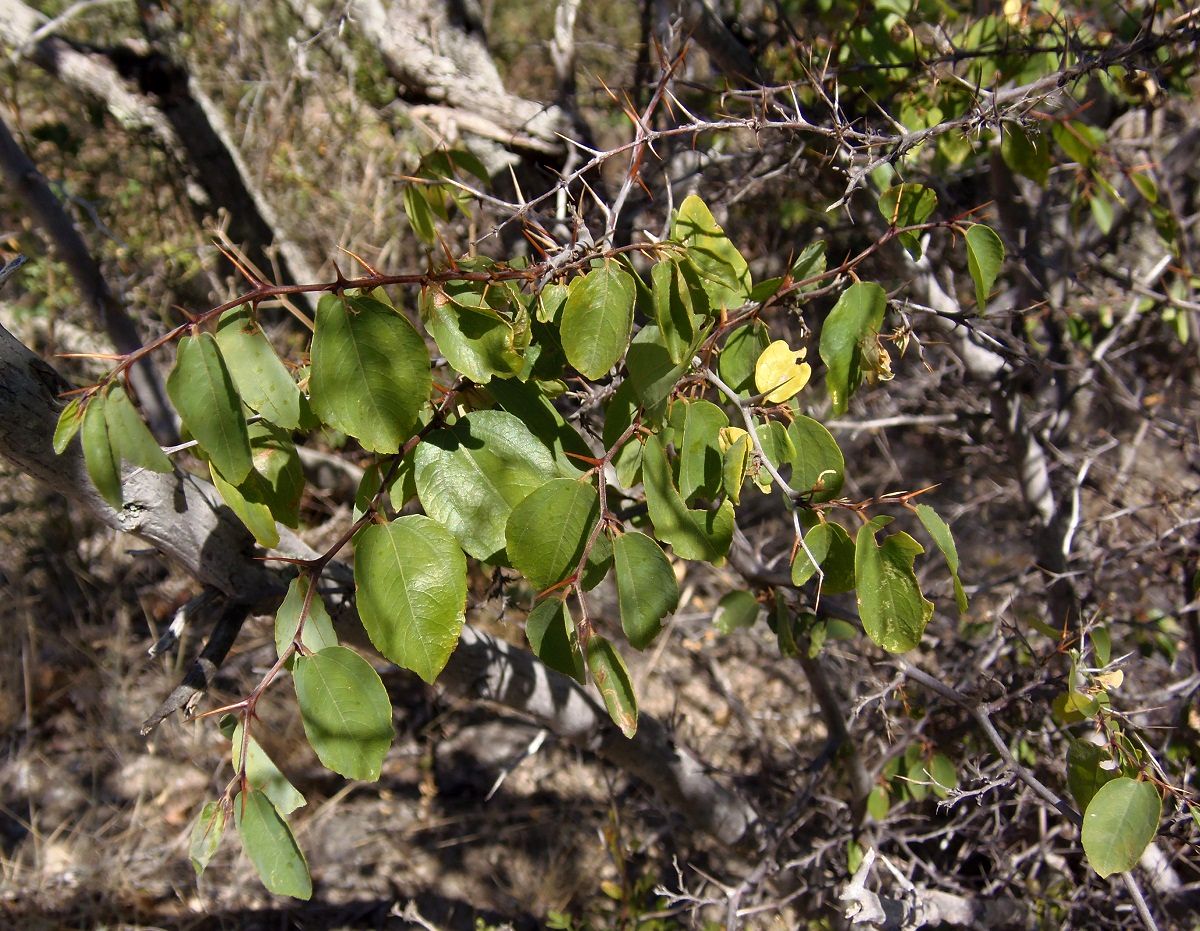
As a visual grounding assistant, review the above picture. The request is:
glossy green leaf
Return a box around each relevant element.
[53,397,84,455]
[413,410,563,562]
[210,461,279,548]
[189,800,227,876]
[167,332,252,483]
[718,321,769,394]
[914,503,967,613]
[642,435,733,562]
[819,282,887,415]
[560,261,635,379]
[1081,778,1161,878]
[818,521,857,594]
[1092,627,1112,667]
[878,183,937,258]
[965,224,1004,311]
[274,575,338,659]
[235,790,311,900]
[505,478,599,590]
[678,399,728,502]
[713,589,760,634]
[587,635,638,738]
[104,385,171,472]
[855,518,933,652]
[293,646,394,781]
[613,531,678,649]
[309,294,430,453]
[242,423,304,527]
[671,194,752,309]
[232,723,306,815]
[786,415,845,502]
[354,515,467,683]
[1068,739,1120,814]
[526,598,585,682]
[789,241,827,288]
[82,395,122,507]
[215,306,303,429]
[419,283,526,383]
[487,377,591,473]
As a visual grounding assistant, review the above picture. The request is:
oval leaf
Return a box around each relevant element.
[105,385,171,472]
[560,262,635,379]
[309,294,430,453]
[1081,778,1161,878]
[215,306,303,429]
[354,515,467,683]
[855,519,934,652]
[786,415,845,502]
[235,789,312,900]
[526,598,585,682]
[613,531,678,649]
[818,282,887,416]
[671,194,752,308]
[714,590,760,634]
[82,395,122,507]
[965,224,1004,311]
[878,183,937,258]
[587,635,638,738]
[232,723,307,815]
[1067,739,1120,814]
[505,478,599,590]
[642,434,733,562]
[53,397,84,455]
[914,503,968,613]
[678,398,729,502]
[167,332,253,483]
[413,410,563,562]
[274,575,338,660]
[293,646,394,781]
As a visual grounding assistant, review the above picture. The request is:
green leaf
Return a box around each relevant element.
[819,282,887,415]
[1068,739,1120,813]
[1081,778,1161,878]
[526,598,585,682]
[413,410,563,562]
[1001,126,1050,186]
[189,800,227,876]
[246,423,304,527]
[103,386,171,472]
[786,415,845,502]
[721,432,752,504]
[671,194,751,309]
[403,184,437,243]
[235,790,312,899]
[274,575,338,659]
[713,589,759,634]
[878,183,937,258]
[210,461,279,548]
[922,753,957,799]
[215,306,303,429]
[642,435,733,562]
[867,786,890,821]
[354,515,467,683]
[1092,627,1112,667]
[789,241,827,288]
[293,646,394,781]
[914,503,967,613]
[419,283,526,383]
[505,478,600,590]
[82,395,122,507]
[53,397,84,455]
[677,399,728,502]
[613,531,678,649]
[818,521,857,594]
[965,224,1004,311]
[309,294,430,453]
[486,377,591,473]
[651,260,704,364]
[586,635,638,737]
[232,723,307,815]
[167,333,253,483]
[791,522,832,588]
[718,321,769,394]
[560,261,635,379]
[625,325,687,416]
[855,519,934,652]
